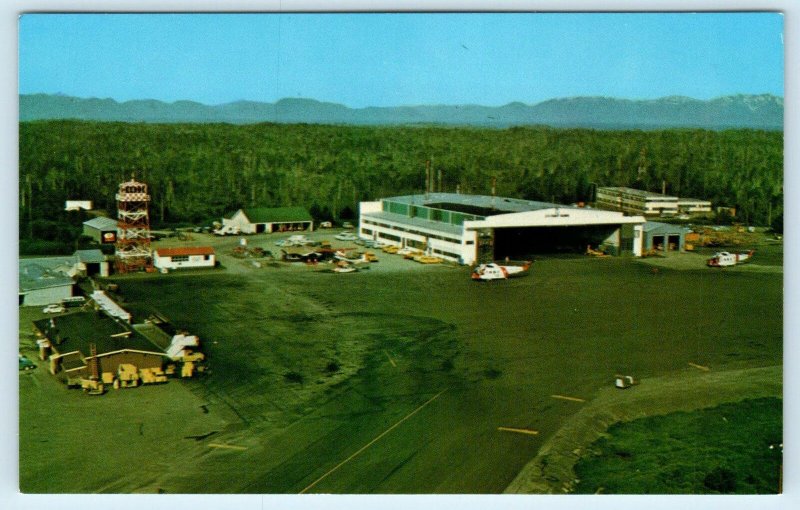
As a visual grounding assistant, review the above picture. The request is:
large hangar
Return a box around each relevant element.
[359,193,645,265]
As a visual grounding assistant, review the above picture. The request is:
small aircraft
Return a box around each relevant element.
[471,261,531,281]
[706,250,754,267]
[281,249,323,263]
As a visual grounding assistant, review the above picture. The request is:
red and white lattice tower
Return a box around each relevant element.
[115,177,153,273]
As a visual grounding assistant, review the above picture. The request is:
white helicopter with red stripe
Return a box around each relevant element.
[471,260,531,281]
[707,250,754,267]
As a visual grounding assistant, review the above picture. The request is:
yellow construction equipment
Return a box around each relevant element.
[139,367,168,384]
[113,363,141,389]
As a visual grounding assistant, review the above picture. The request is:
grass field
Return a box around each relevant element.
[19,231,783,493]
[573,397,782,494]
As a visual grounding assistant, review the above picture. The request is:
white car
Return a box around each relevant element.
[42,304,65,314]
[334,233,359,241]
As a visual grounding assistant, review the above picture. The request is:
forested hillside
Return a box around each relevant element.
[19,121,783,254]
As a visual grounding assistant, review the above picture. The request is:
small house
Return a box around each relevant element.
[153,246,215,270]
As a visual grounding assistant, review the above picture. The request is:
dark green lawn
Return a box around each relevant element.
[574,397,783,494]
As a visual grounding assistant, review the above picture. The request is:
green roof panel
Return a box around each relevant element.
[241,207,313,224]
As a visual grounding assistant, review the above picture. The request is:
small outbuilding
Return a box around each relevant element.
[74,249,110,277]
[83,216,118,244]
[65,200,93,211]
[222,207,313,234]
[642,222,692,253]
[19,259,75,306]
[154,246,216,270]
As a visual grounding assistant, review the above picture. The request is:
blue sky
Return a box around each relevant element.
[18,12,784,107]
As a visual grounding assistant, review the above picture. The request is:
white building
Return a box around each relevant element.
[359,193,646,265]
[677,198,713,215]
[153,247,216,270]
[65,200,93,211]
[222,207,313,234]
[595,187,679,216]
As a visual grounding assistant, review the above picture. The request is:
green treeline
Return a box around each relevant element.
[19,120,782,246]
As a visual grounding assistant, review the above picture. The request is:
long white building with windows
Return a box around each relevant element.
[359,193,646,265]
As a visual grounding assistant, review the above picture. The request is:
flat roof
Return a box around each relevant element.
[155,246,215,257]
[597,186,677,200]
[33,312,164,357]
[74,249,106,264]
[676,198,712,204]
[643,221,692,234]
[83,216,119,230]
[384,193,568,216]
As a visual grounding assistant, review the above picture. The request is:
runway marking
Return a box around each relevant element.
[551,394,585,403]
[208,443,247,451]
[688,362,710,371]
[498,426,539,436]
[384,350,397,367]
[299,388,447,494]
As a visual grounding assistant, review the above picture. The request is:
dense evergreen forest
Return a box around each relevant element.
[19,121,782,254]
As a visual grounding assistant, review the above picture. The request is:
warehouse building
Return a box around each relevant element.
[642,222,692,252]
[595,187,679,216]
[359,193,646,265]
[83,216,118,244]
[222,207,314,234]
[596,186,712,217]
[676,198,713,215]
[154,246,216,270]
[33,312,168,386]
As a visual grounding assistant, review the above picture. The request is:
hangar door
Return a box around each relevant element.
[493,225,620,259]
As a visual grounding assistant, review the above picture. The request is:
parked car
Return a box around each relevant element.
[19,354,36,371]
[342,221,354,229]
[319,221,333,228]
[42,304,65,314]
[334,232,359,241]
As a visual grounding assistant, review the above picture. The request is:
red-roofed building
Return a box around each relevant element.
[153,246,216,271]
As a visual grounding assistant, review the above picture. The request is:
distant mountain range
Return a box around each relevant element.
[19,93,783,130]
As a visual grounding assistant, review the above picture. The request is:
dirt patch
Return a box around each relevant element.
[504,364,782,494]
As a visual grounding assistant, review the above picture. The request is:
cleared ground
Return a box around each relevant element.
[19,230,783,493]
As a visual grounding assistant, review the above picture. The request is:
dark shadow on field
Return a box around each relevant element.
[93,255,782,493]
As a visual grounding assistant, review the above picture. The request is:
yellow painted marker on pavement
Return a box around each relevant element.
[498,426,539,436]
[209,443,247,451]
[551,394,585,403]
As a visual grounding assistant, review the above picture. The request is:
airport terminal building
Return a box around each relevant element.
[359,193,646,265]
